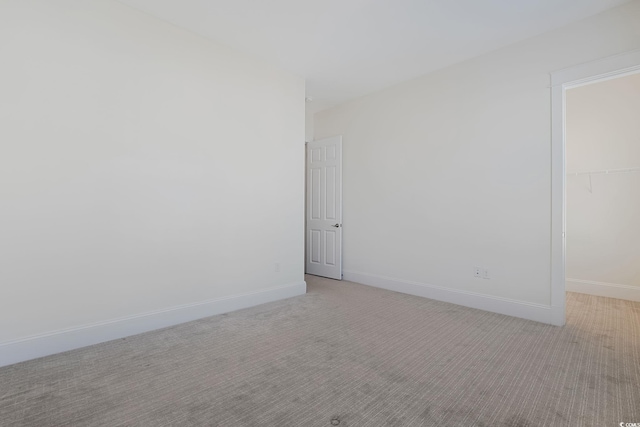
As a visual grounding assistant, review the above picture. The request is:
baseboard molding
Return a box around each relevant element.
[343,271,562,326]
[566,278,640,302]
[0,281,306,368]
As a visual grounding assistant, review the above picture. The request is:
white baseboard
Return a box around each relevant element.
[566,278,640,302]
[343,270,562,326]
[0,281,306,368]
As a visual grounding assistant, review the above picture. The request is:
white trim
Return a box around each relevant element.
[550,82,566,326]
[343,271,562,325]
[551,49,640,87]
[566,279,640,302]
[550,49,640,328]
[0,281,306,368]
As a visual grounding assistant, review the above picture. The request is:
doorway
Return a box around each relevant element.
[551,49,640,326]
[565,72,640,301]
[305,136,343,280]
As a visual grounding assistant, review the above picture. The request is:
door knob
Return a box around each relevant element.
[332,224,341,228]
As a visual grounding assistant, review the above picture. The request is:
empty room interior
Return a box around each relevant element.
[1,0,639,426]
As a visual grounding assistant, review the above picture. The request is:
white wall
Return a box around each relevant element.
[314,0,640,322]
[0,0,305,363]
[566,72,640,300]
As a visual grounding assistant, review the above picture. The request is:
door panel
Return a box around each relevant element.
[306,136,342,279]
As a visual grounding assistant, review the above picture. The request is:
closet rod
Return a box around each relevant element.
[567,167,640,176]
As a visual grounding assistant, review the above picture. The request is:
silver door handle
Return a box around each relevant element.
[332,224,341,228]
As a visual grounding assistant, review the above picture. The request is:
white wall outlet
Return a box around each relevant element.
[474,267,482,278]
[275,262,280,272]
[482,268,490,279]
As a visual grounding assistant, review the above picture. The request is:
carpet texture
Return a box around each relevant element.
[1,275,639,426]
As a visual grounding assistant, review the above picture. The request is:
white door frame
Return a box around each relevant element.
[550,49,640,326]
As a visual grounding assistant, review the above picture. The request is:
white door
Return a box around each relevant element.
[306,136,342,279]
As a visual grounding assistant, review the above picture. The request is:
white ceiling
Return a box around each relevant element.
[117,0,631,112]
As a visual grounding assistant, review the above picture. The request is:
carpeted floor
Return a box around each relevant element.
[1,275,639,427]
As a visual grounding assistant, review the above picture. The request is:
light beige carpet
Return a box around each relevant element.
[1,275,639,426]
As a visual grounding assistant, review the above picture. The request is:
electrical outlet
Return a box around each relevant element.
[275,263,280,272]
[474,267,482,278]
[482,268,490,279]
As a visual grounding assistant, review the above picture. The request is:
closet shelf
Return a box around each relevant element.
[567,167,640,176]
